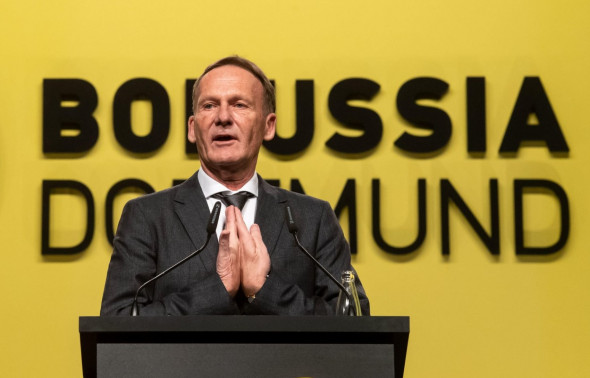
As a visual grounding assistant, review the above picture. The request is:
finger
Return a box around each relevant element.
[225,206,237,233]
[250,224,270,268]
[224,206,240,249]
[218,229,237,265]
[234,208,255,253]
[234,208,250,238]
[217,229,239,297]
[218,229,230,252]
[216,230,232,273]
[249,224,266,253]
[241,223,270,295]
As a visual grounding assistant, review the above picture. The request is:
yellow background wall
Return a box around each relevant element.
[1,1,589,376]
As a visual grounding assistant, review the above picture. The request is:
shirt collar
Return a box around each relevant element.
[198,169,259,199]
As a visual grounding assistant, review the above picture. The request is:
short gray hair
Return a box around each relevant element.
[192,56,276,115]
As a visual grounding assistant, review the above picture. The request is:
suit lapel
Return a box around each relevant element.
[255,177,288,256]
[173,172,218,272]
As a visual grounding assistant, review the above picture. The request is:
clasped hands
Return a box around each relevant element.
[216,206,270,298]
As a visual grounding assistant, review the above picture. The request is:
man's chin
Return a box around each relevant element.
[203,157,247,171]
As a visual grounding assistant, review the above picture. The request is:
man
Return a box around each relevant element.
[101,56,369,316]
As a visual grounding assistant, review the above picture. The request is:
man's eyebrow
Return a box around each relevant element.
[197,95,218,103]
[229,95,252,102]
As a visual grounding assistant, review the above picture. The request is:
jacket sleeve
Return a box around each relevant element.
[100,199,239,316]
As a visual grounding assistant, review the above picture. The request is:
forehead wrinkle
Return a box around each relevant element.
[201,66,263,91]
[197,91,258,109]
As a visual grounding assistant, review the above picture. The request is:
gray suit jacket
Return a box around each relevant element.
[100,172,370,316]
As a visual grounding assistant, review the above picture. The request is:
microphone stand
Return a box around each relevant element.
[131,202,221,316]
[284,205,359,315]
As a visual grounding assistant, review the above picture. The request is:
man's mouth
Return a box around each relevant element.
[213,135,236,142]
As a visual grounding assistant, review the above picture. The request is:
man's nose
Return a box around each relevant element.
[215,104,232,126]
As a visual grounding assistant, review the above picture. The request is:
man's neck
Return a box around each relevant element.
[200,164,256,191]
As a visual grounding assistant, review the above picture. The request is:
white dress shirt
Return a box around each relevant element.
[197,169,258,239]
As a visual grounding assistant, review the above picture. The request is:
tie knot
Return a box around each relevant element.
[212,191,253,211]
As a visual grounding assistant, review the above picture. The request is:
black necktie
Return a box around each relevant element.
[211,191,252,211]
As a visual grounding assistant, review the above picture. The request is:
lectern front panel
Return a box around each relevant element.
[97,343,394,378]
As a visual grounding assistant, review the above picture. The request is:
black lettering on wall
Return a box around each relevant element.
[333,179,358,254]
[105,179,155,245]
[265,179,281,187]
[514,179,570,255]
[290,179,305,194]
[172,179,188,186]
[42,180,94,255]
[43,79,99,154]
[113,78,170,153]
[326,78,382,154]
[395,77,451,153]
[440,179,499,255]
[264,80,315,155]
[288,178,358,254]
[467,77,486,153]
[372,179,427,254]
[499,77,569,153]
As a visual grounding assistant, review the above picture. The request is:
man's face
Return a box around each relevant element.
[188,65,276,177]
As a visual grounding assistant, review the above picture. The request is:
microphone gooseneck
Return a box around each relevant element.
[282,205,355,309]
[131,201,222,316]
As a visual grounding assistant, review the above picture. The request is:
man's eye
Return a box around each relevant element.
[235,103,246,108]
[203,103,214,109]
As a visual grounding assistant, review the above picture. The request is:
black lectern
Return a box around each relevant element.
[80,316,409,378]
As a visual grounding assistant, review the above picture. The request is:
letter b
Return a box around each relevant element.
[43,79,99,154]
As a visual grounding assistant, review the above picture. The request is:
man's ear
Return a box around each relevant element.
[263,113,276,141]
[188,115,197,143]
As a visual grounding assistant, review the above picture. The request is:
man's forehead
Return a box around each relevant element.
[200,65,261,87]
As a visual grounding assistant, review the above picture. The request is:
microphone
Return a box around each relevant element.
[283,205,357,314]
[131,201,222,316]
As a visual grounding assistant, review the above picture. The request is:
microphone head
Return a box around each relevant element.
[207,201,222,234]
[284,205,298,233]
